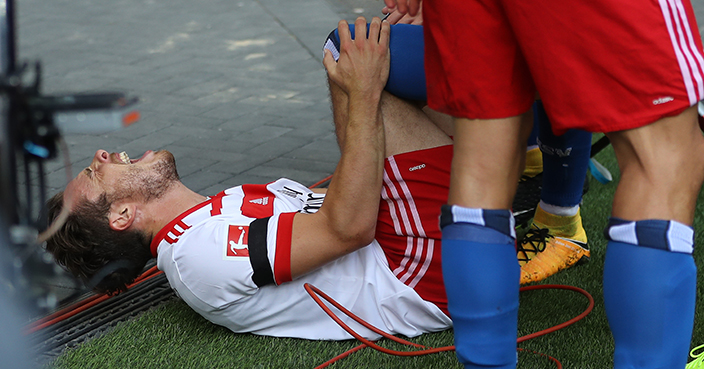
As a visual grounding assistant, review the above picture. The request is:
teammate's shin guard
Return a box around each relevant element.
[603,219,696,369]
[535,100,591,207]
[441,205,519,369]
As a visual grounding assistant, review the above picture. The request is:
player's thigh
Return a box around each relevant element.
[505,0,704,135]
[606,106,704,223]
[422,0,535,120]
[448,113,533,208]
[381,92,452,157]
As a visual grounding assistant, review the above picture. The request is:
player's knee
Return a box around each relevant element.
[665,130,704,191]
[616,121,704,192]
[687,131,704,182]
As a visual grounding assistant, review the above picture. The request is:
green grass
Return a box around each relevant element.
[50,137,704,368]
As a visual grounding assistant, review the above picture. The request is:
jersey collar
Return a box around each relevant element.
[150,191,227,257]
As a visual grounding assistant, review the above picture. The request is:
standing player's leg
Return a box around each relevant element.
[603,106,704,369]
[440,115,531,369]
[423,0,537,366]
[518,100,592,284]
[499,0,704,363]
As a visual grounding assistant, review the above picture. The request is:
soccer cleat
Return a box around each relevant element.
[687,344,704,369]
[519,229,590,284]
[518,205,590,284]
[517,225,549,266]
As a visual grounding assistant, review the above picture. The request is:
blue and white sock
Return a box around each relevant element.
[603,218,696,369]
[324,24,426,101]
[440,205,519,369]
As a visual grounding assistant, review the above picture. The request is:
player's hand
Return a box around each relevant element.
[382,3,423,25]
[323,17,390,99]
[382,0,421,17]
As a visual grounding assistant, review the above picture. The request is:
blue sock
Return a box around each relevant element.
[534,100,591,207]
[441,205,519,369]
[324,24,426,101]
[603,219,696,369]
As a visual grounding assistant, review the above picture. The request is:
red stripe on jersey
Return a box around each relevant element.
[210,191,226,216]
[241,184,275,219]
[273,212,295,285]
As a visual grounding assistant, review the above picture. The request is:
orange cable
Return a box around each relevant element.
[309,174,333,189]
[306,283,594,368]
[27,267,163,333]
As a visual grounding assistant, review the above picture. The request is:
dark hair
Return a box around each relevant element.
[45,191,153,295]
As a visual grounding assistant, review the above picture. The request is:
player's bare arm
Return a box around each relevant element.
[287,17,390,279]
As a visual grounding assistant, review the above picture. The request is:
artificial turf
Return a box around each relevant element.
[48,135,704,368]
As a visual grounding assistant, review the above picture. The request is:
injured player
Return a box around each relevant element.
[45,18,456,340]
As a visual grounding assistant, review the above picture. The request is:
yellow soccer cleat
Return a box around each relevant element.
[518,204,589,284]
[519,233,590,284]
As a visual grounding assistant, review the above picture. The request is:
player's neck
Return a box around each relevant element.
[139,182,208,240]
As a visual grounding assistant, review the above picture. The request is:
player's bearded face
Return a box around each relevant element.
[107,151,179,203]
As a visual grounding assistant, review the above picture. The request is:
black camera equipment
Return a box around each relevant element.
[0,0,138,320]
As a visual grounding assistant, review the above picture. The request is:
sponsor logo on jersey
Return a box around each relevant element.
[249,197,269,206]
[409,163,426,172]
[280,186,303,199]
[241,184,275,218]
[652,96,674,105]
[225,225,250,258]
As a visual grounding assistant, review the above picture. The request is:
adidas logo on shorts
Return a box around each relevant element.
[652,96,674,105]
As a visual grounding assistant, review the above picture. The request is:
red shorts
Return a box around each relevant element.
[423,0,704,134]
[375,144,452,315]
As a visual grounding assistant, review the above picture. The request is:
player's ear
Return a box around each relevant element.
[108,201,137,231]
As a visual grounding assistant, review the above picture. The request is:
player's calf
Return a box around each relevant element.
[441,205,519,369]
[603,218,696,369]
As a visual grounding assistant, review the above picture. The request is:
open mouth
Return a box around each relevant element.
[117,150,152,164]
[118,151,130,164]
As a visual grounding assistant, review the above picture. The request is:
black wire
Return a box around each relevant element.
[590,135,610,158]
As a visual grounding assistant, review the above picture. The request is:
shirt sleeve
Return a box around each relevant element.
[169,211,298,310]
[247,212,296,287]
[170,218,258,310]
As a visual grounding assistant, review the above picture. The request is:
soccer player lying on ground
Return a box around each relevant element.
[45,13,599,341]
[45,18,456,340]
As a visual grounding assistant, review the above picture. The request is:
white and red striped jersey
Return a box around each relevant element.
[153,178,451,340]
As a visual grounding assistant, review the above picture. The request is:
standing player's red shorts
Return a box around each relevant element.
[423,0,704,135]
[376,144,452,315]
